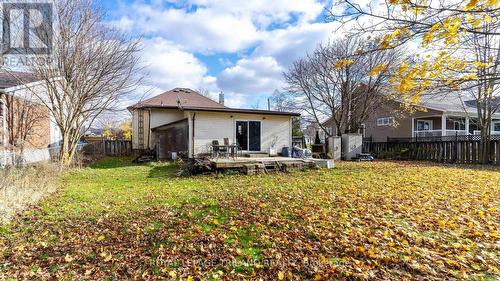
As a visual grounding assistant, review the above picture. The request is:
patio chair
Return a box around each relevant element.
[223,138,231,158]
[212,140,228,158]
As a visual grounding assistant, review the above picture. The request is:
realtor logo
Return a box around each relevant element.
[2,2,53,55]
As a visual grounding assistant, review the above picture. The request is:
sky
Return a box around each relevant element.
[102,0,340,109]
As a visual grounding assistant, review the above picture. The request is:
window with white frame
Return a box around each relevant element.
[377,117,395,127]
[416,120,433,131]
[494,122,500,132]
[453,120,466,130]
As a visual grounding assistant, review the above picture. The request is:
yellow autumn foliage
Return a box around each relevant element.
[370,63,388,77]
[333,59,355,69]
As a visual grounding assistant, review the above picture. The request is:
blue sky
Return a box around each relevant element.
[103,0,339,109]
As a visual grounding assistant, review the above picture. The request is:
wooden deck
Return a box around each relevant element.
[210,156,317,173]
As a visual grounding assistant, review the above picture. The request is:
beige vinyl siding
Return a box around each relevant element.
[149,108,185,128]
[148,108,185,148]
[190,111,292,156]
[261,116,291,152]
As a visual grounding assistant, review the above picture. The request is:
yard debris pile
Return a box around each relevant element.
[0,159,499,280]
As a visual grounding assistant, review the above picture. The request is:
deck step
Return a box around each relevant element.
[244,153,269,158]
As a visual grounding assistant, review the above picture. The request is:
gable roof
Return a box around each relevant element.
[321,94,500,127]
[418,95,500,116]
[128,87,300,116]
[129,88,226,109]
[0,71,38,89]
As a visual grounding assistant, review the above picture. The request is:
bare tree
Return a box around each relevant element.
[250,100,260,109]
[8,0,143,165]
[4,93,46,158]
[270,89,294,112]
[196,88,211,98]
[284,37,401,137]
[329,0,500,163]
[460,26,500,162]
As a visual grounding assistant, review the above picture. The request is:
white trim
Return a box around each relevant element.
[416,119,433,131]
[234,119,262,152]
[1,95,7,147]
[1,95,6,167]
[376,117,395,127]
[411,117,414,137]
[413,115,442,119]
[493,121,500,132]
[441,115,446,136]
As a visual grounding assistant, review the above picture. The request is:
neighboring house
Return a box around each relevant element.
[0,71,62,165]
[128,88,300,159]
[304,122,326,145]
[323,96,500,142]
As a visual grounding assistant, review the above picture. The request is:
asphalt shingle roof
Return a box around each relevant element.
[0,71,37,89]
[128,88,300,116]
[131,88,226,109]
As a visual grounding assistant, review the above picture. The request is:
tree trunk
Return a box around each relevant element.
[479,127,491,164]
[59,131,72,167]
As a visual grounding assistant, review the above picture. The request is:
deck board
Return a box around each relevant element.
[210,157,315,169]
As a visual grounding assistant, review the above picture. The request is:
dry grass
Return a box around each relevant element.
[0,164,59,223]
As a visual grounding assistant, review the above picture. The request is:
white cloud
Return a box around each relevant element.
[217,56,284,95]
[112,0,327,53]
[114,4,260,53]
[108,0,339,109]
[254,22,339,67]
[224,92,247,108]
[140,37,216,91]
[188,0,325,27]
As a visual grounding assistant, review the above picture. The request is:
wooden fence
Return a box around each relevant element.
[364,138,500,165]
[83,140,132,156]
[103,140,132,156]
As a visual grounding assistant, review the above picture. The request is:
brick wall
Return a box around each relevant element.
[1,94,51,149]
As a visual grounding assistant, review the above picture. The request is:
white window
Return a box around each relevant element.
[494,122,500,132]
[377,117,394,127]
[454,120,465,130]
[416,120,433,131]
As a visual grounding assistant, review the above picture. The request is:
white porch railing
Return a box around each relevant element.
[445,130,469,136]
[473,130,500,135]
[414,130,442,137]
[414,130,500,138]
[413,130,469,137]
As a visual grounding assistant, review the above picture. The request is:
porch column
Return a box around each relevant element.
[465,116,470,135]
[411,117,415,138]
[187,113,193,158]
[441,115,446,136]
[1,95,7,147]
[1,95,6,167]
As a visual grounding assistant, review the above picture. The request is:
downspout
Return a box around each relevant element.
[147,108,151,150]
[191,112,196,158]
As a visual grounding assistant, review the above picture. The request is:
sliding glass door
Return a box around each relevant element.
[236,121,261,151]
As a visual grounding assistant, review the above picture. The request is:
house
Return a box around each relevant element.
[128,88,300,159]
[0,71,62,165]
[322,96,500,142]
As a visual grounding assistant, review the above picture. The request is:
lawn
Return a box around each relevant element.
[1,158,499,280]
